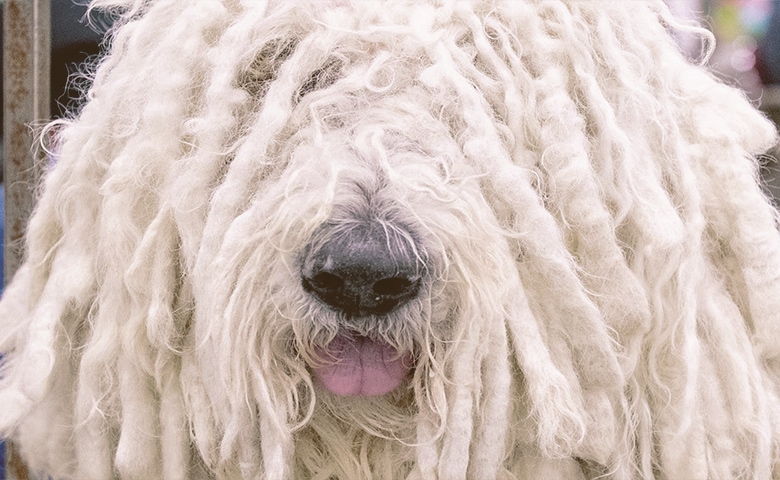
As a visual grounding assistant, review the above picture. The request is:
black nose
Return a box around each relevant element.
[301,223,422,316]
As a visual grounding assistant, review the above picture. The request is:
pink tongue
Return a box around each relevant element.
[312,334,413,396]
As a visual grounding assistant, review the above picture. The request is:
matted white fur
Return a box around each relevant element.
[1,1,780,479]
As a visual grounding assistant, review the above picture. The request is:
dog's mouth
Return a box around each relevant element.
[310,332,414,397]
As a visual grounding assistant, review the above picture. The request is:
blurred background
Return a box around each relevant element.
[669,0,780,197]
[669,0,780,94]
[1,1,780,479]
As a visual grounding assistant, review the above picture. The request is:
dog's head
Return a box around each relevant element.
[2,1,780,479]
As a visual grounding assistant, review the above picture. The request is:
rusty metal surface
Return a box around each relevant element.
[3,0,50,285]
[3,1,50,479]
[6,443,30,480]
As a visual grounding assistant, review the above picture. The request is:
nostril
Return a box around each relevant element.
[309,271,344,293]
[373,277,417,297]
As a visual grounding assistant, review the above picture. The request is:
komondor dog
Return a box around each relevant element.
[2,0,780,479]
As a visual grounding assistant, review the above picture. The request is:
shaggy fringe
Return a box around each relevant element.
[1,1,779,479]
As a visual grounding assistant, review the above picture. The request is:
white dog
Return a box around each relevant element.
[1,1,780,479]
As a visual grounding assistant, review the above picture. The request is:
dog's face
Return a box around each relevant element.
[2,1,780,479]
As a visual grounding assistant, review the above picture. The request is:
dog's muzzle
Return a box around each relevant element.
[301,220,422,397]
